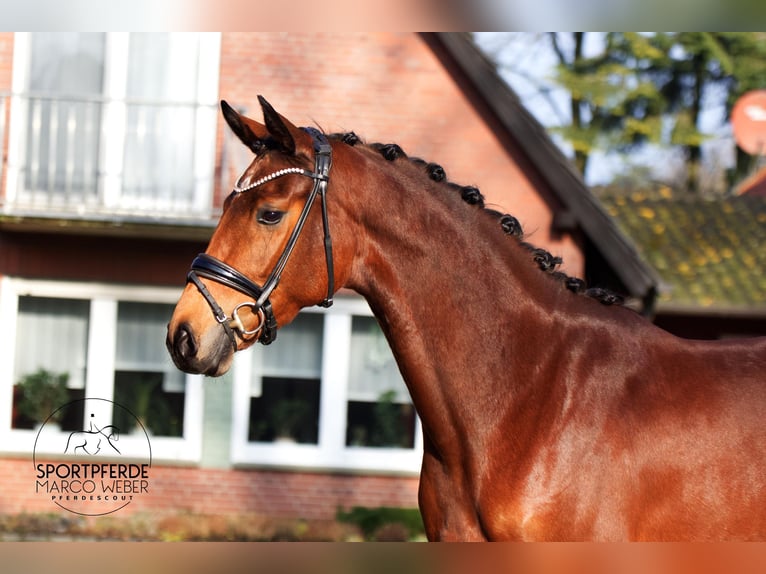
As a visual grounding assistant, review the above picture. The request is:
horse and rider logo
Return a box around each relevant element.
[33,398,152,516]
[64,413,122,456]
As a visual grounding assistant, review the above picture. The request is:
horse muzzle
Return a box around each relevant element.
[166,320,235,377]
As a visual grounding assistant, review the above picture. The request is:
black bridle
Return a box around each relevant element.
[186,127,334,347]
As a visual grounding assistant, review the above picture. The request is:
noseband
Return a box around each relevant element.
[186,127,334,347]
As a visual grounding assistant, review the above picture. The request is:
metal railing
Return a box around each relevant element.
[0,92,219,221]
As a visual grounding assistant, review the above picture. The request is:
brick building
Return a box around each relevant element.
[0,33,646,522]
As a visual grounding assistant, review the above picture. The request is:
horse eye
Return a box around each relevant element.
[257,209,284,225]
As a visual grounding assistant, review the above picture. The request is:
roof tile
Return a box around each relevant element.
[598,190,766,310]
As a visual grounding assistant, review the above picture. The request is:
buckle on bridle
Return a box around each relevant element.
[228,302,266,339]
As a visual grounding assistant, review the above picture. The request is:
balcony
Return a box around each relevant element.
[0,91,220,233]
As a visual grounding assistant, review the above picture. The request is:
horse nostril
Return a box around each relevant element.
[174,323,197,361]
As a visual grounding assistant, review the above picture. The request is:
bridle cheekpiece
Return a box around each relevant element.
[186,127,334,348]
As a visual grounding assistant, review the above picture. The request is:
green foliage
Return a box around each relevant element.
[269,398,311,439]
[15,369,69,424]
[645,32,766,190]
[336,506,425,541]
[670,110,708,148]
[0,511,362,541]
[542,32,766,191]
[547,32,667,176]
[370,389,405,447]
[113,372,179,436]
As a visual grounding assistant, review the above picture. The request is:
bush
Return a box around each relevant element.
[336,506,424,541]
[16,369,69,425]
[0,512,363,541]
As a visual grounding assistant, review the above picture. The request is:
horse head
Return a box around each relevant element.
[167,97,352,377]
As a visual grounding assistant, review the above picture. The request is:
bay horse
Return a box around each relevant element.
[167,96,766,541]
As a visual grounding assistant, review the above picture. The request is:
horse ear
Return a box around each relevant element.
[257,95,298,155]
[221,100,268,154]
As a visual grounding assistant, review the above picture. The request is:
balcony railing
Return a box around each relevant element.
[0,92,219,222]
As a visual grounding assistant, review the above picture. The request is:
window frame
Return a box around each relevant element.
[230,295,424,475]
[5,32,221,216]
[0,276,204,463]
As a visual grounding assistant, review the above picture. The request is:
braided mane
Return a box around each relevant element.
[331,131,623,306]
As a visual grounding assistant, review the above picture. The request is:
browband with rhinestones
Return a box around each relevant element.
[233,167,315,194]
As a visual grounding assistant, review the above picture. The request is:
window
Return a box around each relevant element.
[119,33,211,212]
[12,296,90,431]
[231,297,423,474]
[113,302,186,437]
[346,316,416,448]
[0,278,203,461]
[24,33,105,198]
[248,313,323,444]
[6,32,220,216]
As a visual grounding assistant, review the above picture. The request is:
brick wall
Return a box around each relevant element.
[0,32,13,86]
[0,32,13,200]
[1,457,419,520]
[0,33,12,90]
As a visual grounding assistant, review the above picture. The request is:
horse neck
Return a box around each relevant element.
[338,149,566,457]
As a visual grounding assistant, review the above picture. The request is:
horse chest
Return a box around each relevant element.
[474,429,629,540]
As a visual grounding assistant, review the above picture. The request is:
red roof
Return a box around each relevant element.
[736,165,766,197]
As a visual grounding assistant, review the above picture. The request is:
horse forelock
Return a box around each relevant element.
[327,131,624,307]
